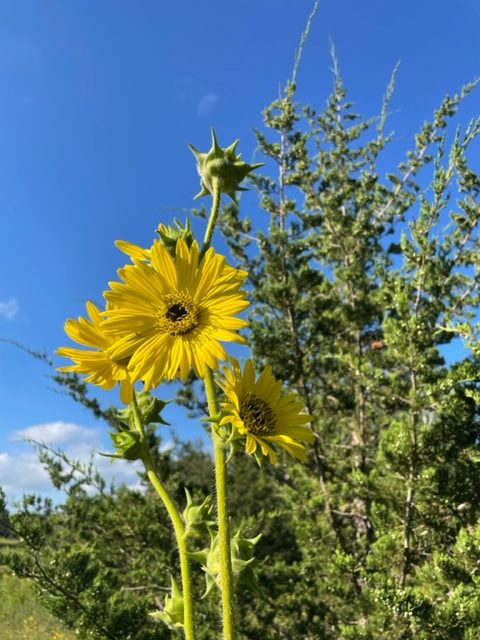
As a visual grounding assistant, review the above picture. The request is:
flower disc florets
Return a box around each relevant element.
[189,129,263,203]
[239,393,276,434]
[157,292,199,335]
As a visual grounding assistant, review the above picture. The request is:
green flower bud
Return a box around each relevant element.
[231,527,262,591]
[189,129,264,203]
[188,530,219,598]
[108,430,143,461]
[119,391,169,428]
[189,527,261,597]
[150,576,184,629]
[157,218,195,256]
[182,489,215,538]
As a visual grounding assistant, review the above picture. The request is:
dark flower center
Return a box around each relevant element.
[166,303,188,322]
[240,393,276,434]
[157,292,199,336]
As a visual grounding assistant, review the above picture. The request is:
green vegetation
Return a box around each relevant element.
[0,568,75,640]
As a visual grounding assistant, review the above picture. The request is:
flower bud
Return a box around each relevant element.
[189,129,263,203]
[182,489,215,538]
[189,527,261,596]
[157,218,195,256]
[108,430,143,461]
[231,527,262,591]
[119,391,169,428]
[150,576,184,629]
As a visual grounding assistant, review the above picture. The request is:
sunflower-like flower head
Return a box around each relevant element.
[189,129,263,203]
[56,301,134,404]
[218,359,314,463]
[102,238,249,390]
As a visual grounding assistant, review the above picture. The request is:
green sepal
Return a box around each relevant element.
[217,419,249,462]
[189,129,264,203]
[182,489,216,538]
[150,576,184,629]
[188,529,218,598]
[119,391,169,428]
[157,218,195,256]
[107,430,143,461]
[200,412,222,424]
[190,526,261,597]
[231,527,262,592]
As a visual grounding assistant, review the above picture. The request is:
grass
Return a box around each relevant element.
[0,568,76,640]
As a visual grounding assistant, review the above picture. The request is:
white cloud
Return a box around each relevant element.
[1,421,145,504]
[197,92,219,116]
[14,421,100,446]
[0,451,53,495]
[0,298,18,320]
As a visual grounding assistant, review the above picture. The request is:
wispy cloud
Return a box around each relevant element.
[0,298,18,320]
[197,92,219,116]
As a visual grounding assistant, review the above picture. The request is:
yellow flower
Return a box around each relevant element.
[218,359,314,463]
[102,238,249,389]
[57,301,134,404]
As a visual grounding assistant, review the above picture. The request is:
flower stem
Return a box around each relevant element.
[131,396,195,640]
[200,175,236,638]
[199,177,221,262]
[204,367,236,640]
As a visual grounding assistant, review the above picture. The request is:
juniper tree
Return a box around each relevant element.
[220,58,480,638]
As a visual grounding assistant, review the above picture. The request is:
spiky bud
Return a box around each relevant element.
[182,489,215,538]
[189,527,261,597]
[189,129,263,203]
[108,430,143,461]
[150,576,184,629]
[157,218,195,256]
[119,391,169,428]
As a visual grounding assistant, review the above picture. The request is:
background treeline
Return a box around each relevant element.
[2,63,480,639]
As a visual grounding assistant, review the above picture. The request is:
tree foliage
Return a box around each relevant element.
[218,57,480,637]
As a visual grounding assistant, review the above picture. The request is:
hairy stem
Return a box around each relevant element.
[132,396,195,640]
[200,177,236,639]
[204,367,236,640]
[199,177,221,261]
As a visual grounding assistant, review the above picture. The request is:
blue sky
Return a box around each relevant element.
[1,0,479,503]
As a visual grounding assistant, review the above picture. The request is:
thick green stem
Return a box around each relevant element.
[199,176,235,637]
[131,396,195,640]
[199,177,221,261]
[204,367,236,640]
